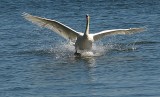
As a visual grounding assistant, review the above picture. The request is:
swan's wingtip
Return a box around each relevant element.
[22,12,29,17]
[130,27,147,32]
[22,12,33,19]
[22,12,30,19]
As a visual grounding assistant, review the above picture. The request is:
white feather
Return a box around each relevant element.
[23,13,145,54]
[23,13,83,40]
[92,28,144,41]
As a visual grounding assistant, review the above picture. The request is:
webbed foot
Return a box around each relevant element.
[74,51,81,57]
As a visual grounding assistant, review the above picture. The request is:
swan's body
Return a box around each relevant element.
[23,13,144,55]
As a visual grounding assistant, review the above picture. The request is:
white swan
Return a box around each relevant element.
[23,13,144,55]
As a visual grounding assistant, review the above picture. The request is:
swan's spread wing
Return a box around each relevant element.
[92,28,144,41]
[23,13,82,40]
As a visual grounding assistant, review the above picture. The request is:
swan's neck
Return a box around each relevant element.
[84,16,90,35]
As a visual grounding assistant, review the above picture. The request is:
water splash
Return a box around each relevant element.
[37,40,108,58]
[18,40,139,60]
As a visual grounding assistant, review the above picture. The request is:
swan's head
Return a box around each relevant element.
[86,14,90,21]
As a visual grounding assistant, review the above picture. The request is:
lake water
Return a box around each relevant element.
[0,0,160,97]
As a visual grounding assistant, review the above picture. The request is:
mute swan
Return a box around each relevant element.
[23,13,144,55]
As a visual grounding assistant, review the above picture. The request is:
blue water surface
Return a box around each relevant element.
[0,0,160,97]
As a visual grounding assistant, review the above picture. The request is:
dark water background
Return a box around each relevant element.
[0,0,160,97]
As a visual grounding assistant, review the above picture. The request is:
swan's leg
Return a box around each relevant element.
[74,45,78,55]
[74,50,77,55]
[74,43,81,56]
